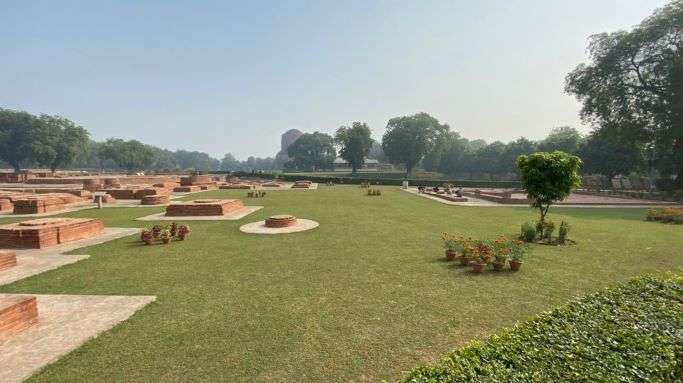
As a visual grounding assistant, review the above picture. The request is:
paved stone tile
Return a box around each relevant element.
[0,294,155,383]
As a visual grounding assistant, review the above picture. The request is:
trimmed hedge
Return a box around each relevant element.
[402,273,683,383]
[224,171,521,189]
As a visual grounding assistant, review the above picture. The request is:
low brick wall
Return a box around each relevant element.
[423,191,468,202]
[0,295,39,341]
[0,218,105,249]
[180,175,214,186]
[265,215,297,228]
[173,186,200,193]
[12,196,67,214]
[219,184,253,190]
[166,199,244,216]
[0,251,17,270]
[141,195,170,205]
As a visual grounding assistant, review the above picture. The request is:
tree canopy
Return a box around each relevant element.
[382,112,449,176]
[335,122,373,173]
[286,132,336,171]
[565,0,683,181]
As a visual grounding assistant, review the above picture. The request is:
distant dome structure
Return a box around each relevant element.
[274,129,303,169]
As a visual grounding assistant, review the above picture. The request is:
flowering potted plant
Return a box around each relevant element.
[470,240,492,273]
[152,225,163,239]
[459,237,475,266]
[160,229,172,244]
[441,233,462,261]
[509,239,526,271]
[491,236,510,271]
[169,222,178,237]
[177,224,191,240]
[141,229,154,245]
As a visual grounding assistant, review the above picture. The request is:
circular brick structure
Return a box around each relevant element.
[265,215,297,228]
[240,218,318,235]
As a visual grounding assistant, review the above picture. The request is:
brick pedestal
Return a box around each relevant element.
[0,218,105,249]
[265,215,297,228]
[12,196,66,214]
[166,199,244,216]
[0,295,38,341]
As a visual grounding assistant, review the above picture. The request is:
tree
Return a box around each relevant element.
[0,108,45,172]
[99,138,155,172]
[517,151,582,224]
[565,0,683,181]
[577,131,643,177]
[367,141,387,163]
[501,137,537,174]
[381,112,449,176]
[220,153,241,171]
[38,115,89,172]
[537,126,583,154]
[286,132,336,171]
[334,122,373,173]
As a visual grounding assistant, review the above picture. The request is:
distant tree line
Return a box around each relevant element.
[0,108,274,173]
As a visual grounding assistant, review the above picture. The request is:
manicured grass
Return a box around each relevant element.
[0,186,681,382]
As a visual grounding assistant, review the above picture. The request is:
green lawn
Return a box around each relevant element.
[1,186,681,382]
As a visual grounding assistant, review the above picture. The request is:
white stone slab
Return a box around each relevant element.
[0,294,155,383]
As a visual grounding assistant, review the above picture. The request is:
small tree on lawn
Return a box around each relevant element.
[517,151,582,224]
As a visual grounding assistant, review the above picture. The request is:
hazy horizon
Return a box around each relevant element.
[0,0,668,160]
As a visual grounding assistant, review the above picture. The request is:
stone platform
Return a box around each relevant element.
[0,251,17,270]
[0,294,155,383]
[0,295,38,342]
[240,218,319,234]
[165,199,244,216]
[0,218,104,249]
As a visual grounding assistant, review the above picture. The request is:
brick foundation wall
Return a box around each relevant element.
[141,195,170,205]
[0,251,17,270]
[265,215,297,228]
[166,199,244,216]
[0,295,39,341]
[0,218,105,249]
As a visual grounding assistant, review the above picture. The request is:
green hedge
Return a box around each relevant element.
[402,273,683,383]
[227,171,521,188]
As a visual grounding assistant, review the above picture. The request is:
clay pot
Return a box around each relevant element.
[143,238,153,245]
[162,237,171,244]
[493,261,506,271]
[471,263,487,273]
[459,256,472,266]
[509,260,523,271]
[445,250,458,261]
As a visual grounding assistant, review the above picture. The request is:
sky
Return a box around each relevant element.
[0,0,669,160]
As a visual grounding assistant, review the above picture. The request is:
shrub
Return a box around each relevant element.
[558,220,570,244]
[646,207,683,224]
[367,188,382,196]
[542,220,555,240]
[402,273,683,383]
[520,222,536,242]
[441,233,464,252]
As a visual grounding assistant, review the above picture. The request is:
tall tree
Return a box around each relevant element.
[565,0,683,182]
[38,114,90,172]
[381,112,449,176]
[537,126,583,154]
[577,131,644,177]
[0,108,46,172]
[286,132,336,171]
[221,153,241,171]
[335,122,373,173]
[99,138,155,172]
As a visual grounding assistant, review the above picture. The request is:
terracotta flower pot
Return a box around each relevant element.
[445,250,458,261]
[509,260,523,271]
[493,261,505,271]
[471,263,487,273]
[162,238,171,244]
[459,256,472,266]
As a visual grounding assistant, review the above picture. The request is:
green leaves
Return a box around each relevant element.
[403,273,683,382]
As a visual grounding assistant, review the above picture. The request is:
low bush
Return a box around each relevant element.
[519,222,536,242]
[402,272,683,383]
[646,207,683,224]
[367,188,382,196]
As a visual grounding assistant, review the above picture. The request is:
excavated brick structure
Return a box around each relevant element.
[0,251,17,270]
[0,218,104,249]
[0,295,39,341]
[166,199,244,216]
[265,215,297,228]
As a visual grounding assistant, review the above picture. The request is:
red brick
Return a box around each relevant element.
[166,199,244,216]
[0,295,38,341]
[0,218,104,249]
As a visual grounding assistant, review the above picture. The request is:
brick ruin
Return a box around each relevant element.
[265,215,297,228]
[165,199,244,216]
[0,295,39,341]
[292,180,312,189]
[141,195,170,205]
[180,175,215,187]
[0,250,17,270]
[173,186,201,193]
[219,184,253,190]
[0,218,105,249]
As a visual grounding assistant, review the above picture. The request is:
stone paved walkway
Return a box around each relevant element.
[0,228,140,286]
[0,294,155,383]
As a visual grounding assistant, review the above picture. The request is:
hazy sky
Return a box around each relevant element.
[0,0,668,159]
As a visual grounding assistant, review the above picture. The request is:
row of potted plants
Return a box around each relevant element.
[520,220,571,244]
[367,188,382,196]
[441,233,526,272]
[141,223,191,245]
